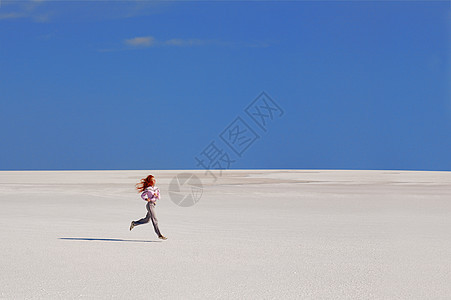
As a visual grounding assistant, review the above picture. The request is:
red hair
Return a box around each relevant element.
[136,175,155,193]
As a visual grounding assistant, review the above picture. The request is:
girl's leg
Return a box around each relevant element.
[133,209,150,226]
[147,202,162,237]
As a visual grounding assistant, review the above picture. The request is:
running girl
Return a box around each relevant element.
[130,175,167,240]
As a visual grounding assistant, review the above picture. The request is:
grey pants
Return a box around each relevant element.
[133,202,162,237]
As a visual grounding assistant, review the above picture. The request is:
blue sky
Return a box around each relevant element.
[0,1,450,171]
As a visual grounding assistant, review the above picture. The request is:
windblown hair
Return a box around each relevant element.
[136,175,155,193]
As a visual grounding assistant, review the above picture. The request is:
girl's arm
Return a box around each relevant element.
[141,190,150,201]
[148,189,158,203]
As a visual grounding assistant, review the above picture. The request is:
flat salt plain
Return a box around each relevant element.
[0,170,450,299]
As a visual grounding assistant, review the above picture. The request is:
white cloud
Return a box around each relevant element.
[0,0,168,23]
[164,38,207,47]
[0,12,26,20]
[121,36,258,49]
[124,36,155,47]
[33,12,51,22]
[0,0,47,21]
[123,36,211,48]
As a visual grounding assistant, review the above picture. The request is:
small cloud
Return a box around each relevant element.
[36,32,55,40]
[104,35,272,52]
[164,38,207,47]
[0,0,50,22]
[124,36,155,48]
[0,12,26,20]
[33,13,51,23]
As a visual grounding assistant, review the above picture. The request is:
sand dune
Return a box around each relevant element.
[0,170,450,299]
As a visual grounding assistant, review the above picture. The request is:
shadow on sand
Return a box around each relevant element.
[59,238,161,243]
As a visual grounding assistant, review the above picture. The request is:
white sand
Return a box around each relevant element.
[0,169,450,299]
